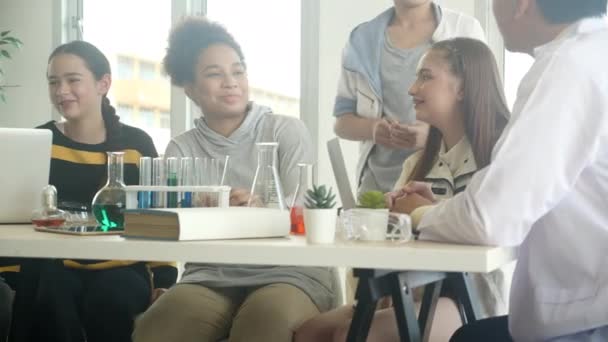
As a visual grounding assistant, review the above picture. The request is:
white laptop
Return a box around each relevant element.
[0,128,52,223]
[327,138,357,210]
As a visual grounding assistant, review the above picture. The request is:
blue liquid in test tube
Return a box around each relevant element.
[180,157,193,208]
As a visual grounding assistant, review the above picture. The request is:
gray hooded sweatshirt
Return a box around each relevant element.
[164,102,334,311]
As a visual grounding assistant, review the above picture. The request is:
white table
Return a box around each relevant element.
[0,224,515,273]
[0,224,516,342]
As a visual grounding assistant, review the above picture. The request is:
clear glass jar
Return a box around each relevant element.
[58,201,96,227]
[92,152,126,230]
[249,142,286,209]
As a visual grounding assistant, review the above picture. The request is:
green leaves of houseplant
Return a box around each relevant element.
[304,185,336,209]
[0,30,24,103]
[357,190,387,209]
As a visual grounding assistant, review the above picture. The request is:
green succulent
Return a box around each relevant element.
[305,185,336,209]
[358,190,387,209]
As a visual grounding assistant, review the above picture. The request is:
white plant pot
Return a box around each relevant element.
[303,208,337,244]
[350,208,389,241]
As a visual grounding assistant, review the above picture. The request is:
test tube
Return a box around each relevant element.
[209,158,220,186]
[152,156,166,208]
[194,157,205,186]
[138,157,152,209]
[166,157,179,208]
[180,157,194,208]
[220,155,230,186]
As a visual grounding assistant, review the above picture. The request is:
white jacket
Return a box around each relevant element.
[417,17,608,341]
[333,4,486,188]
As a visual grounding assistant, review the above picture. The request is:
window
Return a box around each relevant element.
[117,104,135,125]
[139,61,157,81]
[116,56,134,80]
[139,108,156,127]
[160,112,170,129]
[504,51,534,110]
[82,0,172,152]
[205,0,301,118]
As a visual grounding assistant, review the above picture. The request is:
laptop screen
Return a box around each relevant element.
[327,138,357,210]
[0,128,52,223]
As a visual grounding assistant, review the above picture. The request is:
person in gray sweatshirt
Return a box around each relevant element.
[132,17,335,342]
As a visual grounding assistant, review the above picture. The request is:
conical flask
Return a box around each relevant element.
[92,152,126,230]
[290,163,312,235]
[248,142,286,209]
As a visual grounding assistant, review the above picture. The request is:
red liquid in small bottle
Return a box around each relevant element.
[290,206,305,235]
[32,218,66,227]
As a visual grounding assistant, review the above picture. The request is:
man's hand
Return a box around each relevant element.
[389,120,429,150]
[392,193,433,214]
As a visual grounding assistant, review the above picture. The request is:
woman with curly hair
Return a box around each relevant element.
[132,17,334,342]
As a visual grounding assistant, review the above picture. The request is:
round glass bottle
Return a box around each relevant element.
[92,152,126,230]
[31,185,67,227]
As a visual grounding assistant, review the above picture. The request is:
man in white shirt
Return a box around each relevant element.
[399,0,608,341]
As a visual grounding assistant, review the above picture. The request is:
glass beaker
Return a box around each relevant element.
[249,142,286,209]
[92,152,127,230]
[290,163,312,235]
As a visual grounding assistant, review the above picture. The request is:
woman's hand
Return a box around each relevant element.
[402,181,436,203]
[150,288,167,305]
[389,120,429,150]
[372,119,396,148]
[388,181,436,214]
[385,189,407,210]
[193,192,218,207]
[393,193,433,214]
[229,188,262,207]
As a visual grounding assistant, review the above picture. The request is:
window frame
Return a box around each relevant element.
[63,0,205,143]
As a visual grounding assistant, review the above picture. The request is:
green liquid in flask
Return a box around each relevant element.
[93,204,125,231]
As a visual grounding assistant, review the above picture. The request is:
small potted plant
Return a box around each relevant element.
[352,190,389,241]
[357,190,387,209]
[303,185,337,244]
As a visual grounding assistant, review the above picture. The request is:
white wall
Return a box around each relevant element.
[0,0,57,128]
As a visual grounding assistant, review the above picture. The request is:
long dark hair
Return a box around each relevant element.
[48,41,121,147]
[409,38,510,182]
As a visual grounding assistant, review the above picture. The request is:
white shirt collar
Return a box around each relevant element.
[431,136,476,177]
[534,16,608,57]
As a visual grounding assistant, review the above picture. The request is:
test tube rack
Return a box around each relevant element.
[124,185,231,209]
